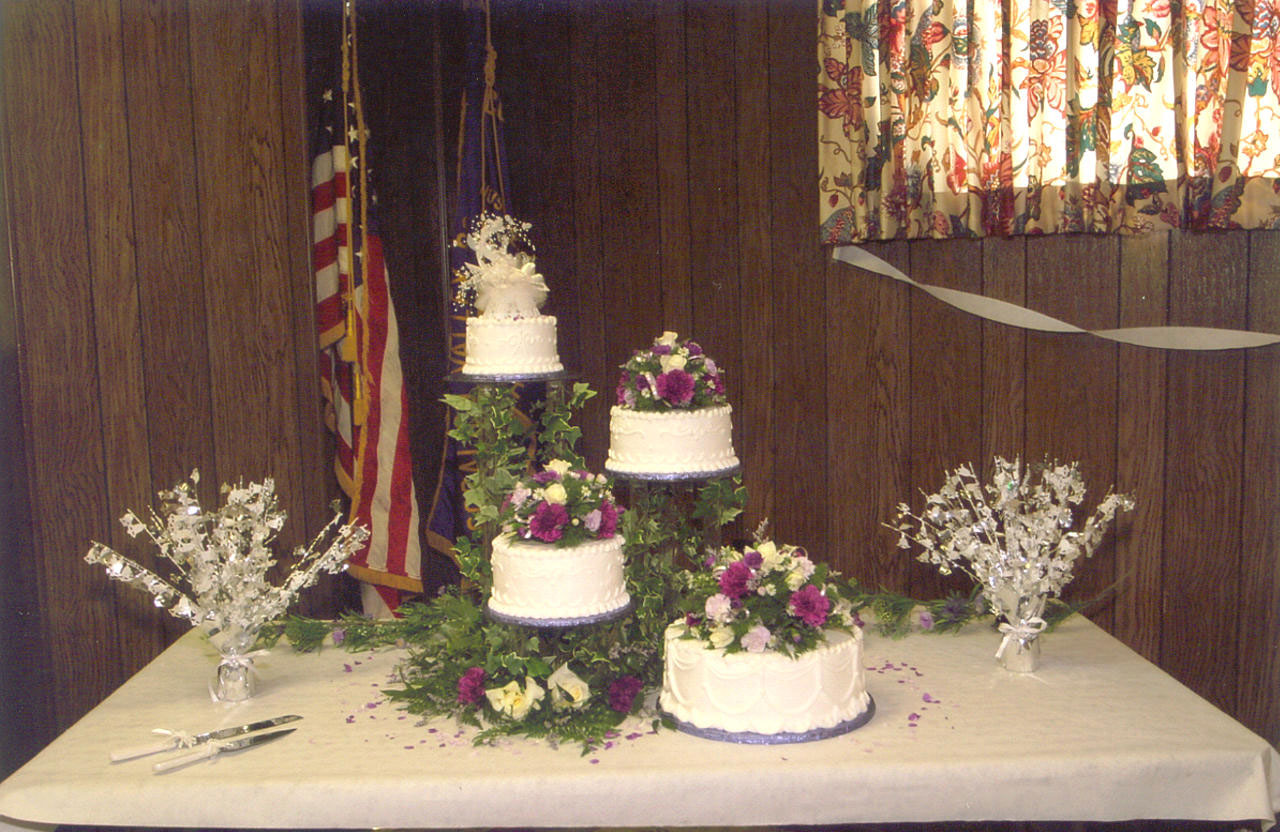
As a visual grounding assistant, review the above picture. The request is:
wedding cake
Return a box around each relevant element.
[456,214,563,377]
[659,539,873,742]
[486,460,630,626]
[606,332,739,477]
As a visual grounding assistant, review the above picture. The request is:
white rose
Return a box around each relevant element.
[548,664,590,710]
[545,459,573,477]
[656,330,679,347]
[542,483,568,504]
[660,353,687,372]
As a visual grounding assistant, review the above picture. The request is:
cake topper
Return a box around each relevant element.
[457,213,547,319]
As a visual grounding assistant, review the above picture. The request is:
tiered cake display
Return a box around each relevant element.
[606,332,739,478]
[659,539,873,743]
[456,214,564,378]
[486,461,630,627]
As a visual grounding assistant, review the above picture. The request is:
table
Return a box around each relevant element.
[0,615,1276,830]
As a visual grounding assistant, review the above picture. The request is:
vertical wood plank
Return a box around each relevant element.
[1163,230,1248,715]
[187,0,307,534]
[1024,235,1119,628]
[568,2,609,465]
[1115,231,1168,661]
[829,242,911,586]
[768,0,827,549]
[907,238,983,599]
[120,0,216,496]
[980,237,1026,465]
[734,0,773,533]
[1239,230,1280,745]
[686,0,742,511]
[655,0,692,337]
[2,0,121,729]
[73,0,166,673]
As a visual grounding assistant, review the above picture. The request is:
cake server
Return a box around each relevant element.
[109,714,302,762]
[152,727,297,773]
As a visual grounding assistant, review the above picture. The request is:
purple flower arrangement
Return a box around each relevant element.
[614,331,728,412]
[678,539,859,657]
[500,459,622,548]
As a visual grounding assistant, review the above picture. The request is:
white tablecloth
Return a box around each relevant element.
[0,615,1276,829]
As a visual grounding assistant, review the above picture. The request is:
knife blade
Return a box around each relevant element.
[110,714,302,762]
[152,727,297,773]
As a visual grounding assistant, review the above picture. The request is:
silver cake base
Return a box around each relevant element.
[661,695,875,744]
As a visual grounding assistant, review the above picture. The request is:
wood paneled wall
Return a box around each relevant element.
[0,0,332,771]
[488,0,1280,746]
[2,0,1277,783]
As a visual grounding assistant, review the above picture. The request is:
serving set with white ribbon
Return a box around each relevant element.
[109,714,300,773]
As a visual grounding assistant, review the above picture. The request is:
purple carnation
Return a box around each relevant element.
[528,501,569,542]
[788,584,831,627]
[597,500,619,538]
[456,666,486,705]
[615,372,632,405]
[651,342,672,355]
[718,561,753,600]
[742,549,763,569]
[655,369,695,406]
[686,341,703,356]
[532,469,560,484]
[608,675,644,713]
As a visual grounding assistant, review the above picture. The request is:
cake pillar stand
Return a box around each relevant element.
[608,468,742,570]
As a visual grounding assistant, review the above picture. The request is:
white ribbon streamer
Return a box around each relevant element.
[995,617,1048,660]
[832,245,1280,351]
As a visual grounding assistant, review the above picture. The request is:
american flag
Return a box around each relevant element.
[313,5,423,614]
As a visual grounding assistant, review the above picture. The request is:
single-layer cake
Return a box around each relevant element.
[606,331,738,478]
[659,620,872,742]
[606,404,739,476]
[487,533,630,626]
[462,315,563,376]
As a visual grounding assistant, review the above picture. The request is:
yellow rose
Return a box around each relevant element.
[709,626,734,649]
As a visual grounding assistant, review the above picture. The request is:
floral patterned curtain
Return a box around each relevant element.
[818,0,1280,243]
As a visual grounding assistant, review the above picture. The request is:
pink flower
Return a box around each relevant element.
[718,561,752,599]
[456,666,486,705]
[741,625,771,653]
[528,502,569,542]
[788,584,830,627]
[655,369,695,406]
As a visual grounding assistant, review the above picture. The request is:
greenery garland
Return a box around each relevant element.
[262,380,1086,750]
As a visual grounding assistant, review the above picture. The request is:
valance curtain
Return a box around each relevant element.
[818,0,1280,243]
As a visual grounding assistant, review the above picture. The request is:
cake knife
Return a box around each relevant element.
[152,727,297,773]
[109,714,302,762]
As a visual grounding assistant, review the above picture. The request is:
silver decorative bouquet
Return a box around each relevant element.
[891,457,1134,671]
[85,471,368,700]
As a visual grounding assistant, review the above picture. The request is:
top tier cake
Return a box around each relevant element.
[605,331,739,478]
[456,214,563,377]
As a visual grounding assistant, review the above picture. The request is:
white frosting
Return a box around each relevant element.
[606,405,739,475]
[462,315,563,375]
[659,621,870,736]
[488,533,629,622]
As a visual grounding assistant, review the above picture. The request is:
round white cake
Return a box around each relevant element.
[659,621,872,742]
[487,533,630,625]
[606,404,739,477]
[462,315,563,376]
